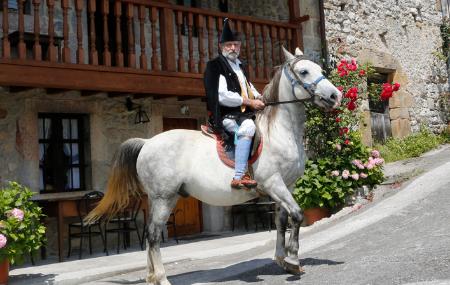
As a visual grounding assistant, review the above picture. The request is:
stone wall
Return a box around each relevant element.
[323,0,449,137]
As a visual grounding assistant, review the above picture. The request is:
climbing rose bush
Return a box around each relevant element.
[294,58,399,210]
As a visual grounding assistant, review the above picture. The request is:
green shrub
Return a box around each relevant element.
[374,128,446,162]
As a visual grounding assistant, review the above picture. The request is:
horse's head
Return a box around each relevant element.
[281,47,341,110]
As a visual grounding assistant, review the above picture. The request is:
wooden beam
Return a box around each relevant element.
[177,96,202,101]
[0,61,208,96]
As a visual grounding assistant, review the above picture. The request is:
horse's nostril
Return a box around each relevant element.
[330,93,336,101]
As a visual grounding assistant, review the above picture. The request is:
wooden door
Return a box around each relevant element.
[163,118,202,237]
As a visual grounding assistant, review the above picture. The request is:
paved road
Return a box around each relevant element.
[85,172,450,285]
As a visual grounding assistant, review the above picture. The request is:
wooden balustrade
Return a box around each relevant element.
[0,0,307,93]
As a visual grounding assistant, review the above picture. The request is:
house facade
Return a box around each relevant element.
[0,0,448,256]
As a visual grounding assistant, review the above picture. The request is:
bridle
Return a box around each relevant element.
[264,56,326,106]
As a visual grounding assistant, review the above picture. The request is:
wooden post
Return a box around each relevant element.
[47,0,57,62]
[114,0,123,67]
[75,0,84,64]
[88,0,98,65]
[139,5,147,70]
[244,21,253,79]
[207,16,214,60]
[288,0,303,50]
[187,12,194,72]
[197,14,205,73]
[126,3,135,68]
[176,11,185,72]
[253,23,260,79]
[150,7,158,70]
[62,0,71,63]
[2,0,11,58]
[17,0,26,59]
[32,0,41,60]
[159,7,176,71]
[262,25,269,79]
[102,0,111,66]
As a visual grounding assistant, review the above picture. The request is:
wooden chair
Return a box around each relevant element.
[104,198,143,253]
[67,191,107,259]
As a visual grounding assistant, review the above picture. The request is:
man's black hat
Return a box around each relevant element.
[220,18,240,43]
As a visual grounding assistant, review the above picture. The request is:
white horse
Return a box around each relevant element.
[87,47,341,285]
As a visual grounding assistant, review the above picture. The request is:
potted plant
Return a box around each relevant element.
[294,57,395,225]
[0,182,46,284]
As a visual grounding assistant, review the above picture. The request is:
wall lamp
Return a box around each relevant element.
[125,97,150,124]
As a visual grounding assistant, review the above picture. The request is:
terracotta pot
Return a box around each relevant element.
[303,207,330,225]
[0,259,8,285]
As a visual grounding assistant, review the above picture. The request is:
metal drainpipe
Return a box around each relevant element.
[318,0,330,74]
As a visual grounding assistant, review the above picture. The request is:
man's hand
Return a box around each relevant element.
[243,98,265,111]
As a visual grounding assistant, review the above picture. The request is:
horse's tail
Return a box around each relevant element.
[85,138,146,223]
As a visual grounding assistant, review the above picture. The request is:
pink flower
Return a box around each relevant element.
[342,170,350,179]
[374,158,384,166]
[0,234,6,249]
[335,144,342,151]
[371,150,380,158]
[352,160,365,169]
[366,163,374,170]
[331,170,340,176]
[7,208,24,221]
[351,173,359,180]
[360,173,368,178]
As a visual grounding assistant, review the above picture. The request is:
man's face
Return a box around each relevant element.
[221,41,241,61]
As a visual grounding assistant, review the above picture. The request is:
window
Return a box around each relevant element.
[368,72,392,143]
[38,114,90,193]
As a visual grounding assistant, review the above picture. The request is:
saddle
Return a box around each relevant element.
[200,124,263,168]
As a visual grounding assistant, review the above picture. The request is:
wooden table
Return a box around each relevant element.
[34,192,149,262]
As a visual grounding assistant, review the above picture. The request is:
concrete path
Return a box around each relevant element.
[9,144,450,285]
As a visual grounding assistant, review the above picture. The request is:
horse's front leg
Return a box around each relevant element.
[263,174,304,274]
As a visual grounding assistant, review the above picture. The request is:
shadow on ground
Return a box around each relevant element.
[97,257,344,285]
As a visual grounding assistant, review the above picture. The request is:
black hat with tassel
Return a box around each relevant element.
[220,18,240,43]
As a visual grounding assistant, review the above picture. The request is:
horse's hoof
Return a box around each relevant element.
[274,256,285,267]
[283,256,304,275]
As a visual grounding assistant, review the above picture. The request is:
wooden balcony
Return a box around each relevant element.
[0,0,308,98]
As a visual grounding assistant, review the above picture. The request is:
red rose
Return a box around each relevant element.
[339,70,348,77]
[344,139,350,145]
[345,87,358,101]
[335,117,341,123]
[337,86,344,92]
[359,70,366,76]
[393,82,400,91]
[347,101,357,111]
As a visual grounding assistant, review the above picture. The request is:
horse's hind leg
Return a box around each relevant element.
[146,197,178,285]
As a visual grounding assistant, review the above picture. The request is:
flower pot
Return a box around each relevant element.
[0,259,9,285]
[303,207,330,225]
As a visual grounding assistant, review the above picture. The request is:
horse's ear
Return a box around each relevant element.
[282,46,295,62]
[295,47,304,56]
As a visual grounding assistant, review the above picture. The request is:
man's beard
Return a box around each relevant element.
[223,50,239,61]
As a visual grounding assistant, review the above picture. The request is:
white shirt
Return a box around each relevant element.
[218,58,261,107]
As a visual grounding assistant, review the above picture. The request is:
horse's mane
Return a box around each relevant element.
[258,65,283,130]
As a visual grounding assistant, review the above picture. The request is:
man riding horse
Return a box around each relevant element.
[204,18,265,190]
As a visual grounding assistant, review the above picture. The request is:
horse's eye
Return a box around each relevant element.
[299,70,308,76]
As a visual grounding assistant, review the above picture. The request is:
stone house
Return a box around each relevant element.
[0,0,448,259]
[301,0,449,144]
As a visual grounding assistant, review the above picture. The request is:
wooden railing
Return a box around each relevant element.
[0,0,305,95]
